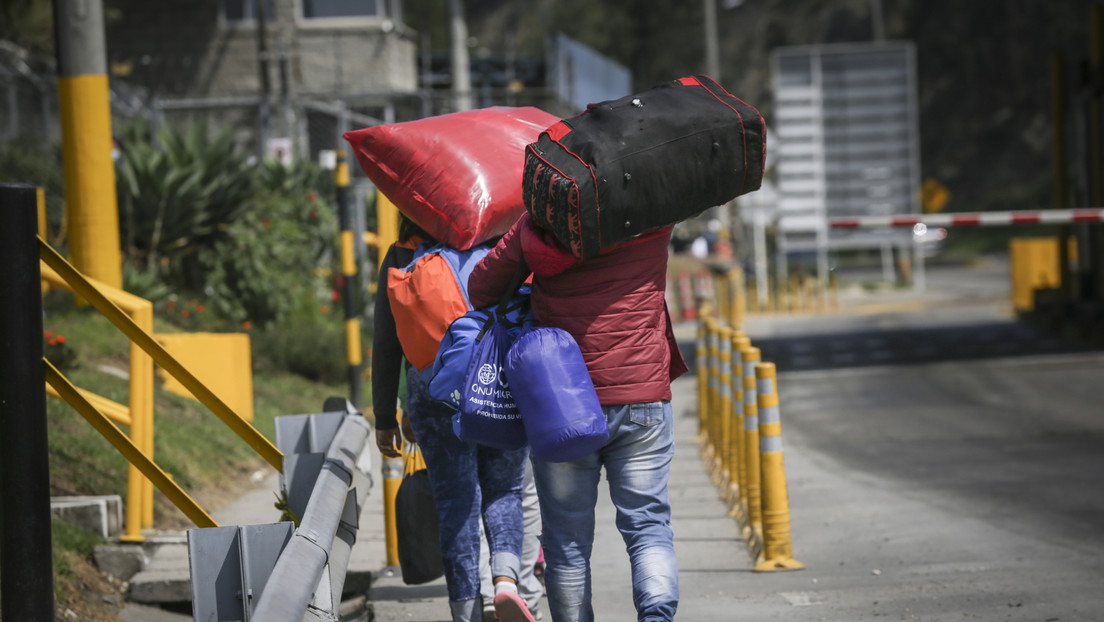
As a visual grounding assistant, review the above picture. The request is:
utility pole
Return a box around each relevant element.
[704,0,721,81]
[449,0,472,112]
[53,0,122,288]
[871,0,885,41]
[256,0,273,162]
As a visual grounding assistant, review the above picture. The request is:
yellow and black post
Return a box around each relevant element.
[54,0,122,288]
[335,151,363,409]
[1,183,56,619]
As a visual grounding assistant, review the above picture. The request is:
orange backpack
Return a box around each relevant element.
[386,242,493,372]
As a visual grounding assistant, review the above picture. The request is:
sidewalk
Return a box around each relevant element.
[363,372,749,621]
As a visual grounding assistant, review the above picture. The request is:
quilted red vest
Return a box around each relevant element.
[469,215,687,405]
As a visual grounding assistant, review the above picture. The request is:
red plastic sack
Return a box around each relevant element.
[344,106,559,250]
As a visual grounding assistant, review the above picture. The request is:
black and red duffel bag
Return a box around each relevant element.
[523,75,765,260]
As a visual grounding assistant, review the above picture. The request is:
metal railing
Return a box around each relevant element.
[36,219,283,541]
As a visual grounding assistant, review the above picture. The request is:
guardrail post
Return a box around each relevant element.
[754,362,804,572]
[0,182,56,620]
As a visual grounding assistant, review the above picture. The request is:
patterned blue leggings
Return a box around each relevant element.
[405,369,528,602]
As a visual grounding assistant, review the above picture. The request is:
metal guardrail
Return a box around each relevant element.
[189,398,374,621]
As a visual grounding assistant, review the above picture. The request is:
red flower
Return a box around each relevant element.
[336,275,345,288]
[47,338,57,346]
[181,309,191,318]
[241,321,252,331]
[44,330,53,339]
[196,304,205,313]
[331,290,340,302]
[56,335,66,344]
[262,217,272,227]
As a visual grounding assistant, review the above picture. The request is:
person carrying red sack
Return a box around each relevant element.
[468,213,688,622]
[374,215,535,622]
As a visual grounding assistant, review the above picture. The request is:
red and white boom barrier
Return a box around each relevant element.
[829,209,1104,229]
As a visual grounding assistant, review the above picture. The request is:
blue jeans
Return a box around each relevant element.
[406,369,529,603]
[531,401,679,622]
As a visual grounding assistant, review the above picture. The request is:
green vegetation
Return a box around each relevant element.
[51,519,107,606]
[1,119,372,602]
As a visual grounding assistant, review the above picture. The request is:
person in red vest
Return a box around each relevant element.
[469,213,688,622]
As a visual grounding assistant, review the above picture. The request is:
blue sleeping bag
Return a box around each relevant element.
[505,326,608,462]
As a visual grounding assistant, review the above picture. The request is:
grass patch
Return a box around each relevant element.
[51,519,107,606]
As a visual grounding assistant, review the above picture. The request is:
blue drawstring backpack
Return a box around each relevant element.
[426,286,532,409]
[432,260,533,449]
[452,310,527,450]
[506,326,608,462]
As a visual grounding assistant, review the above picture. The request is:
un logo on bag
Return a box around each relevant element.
[477,363,497,385]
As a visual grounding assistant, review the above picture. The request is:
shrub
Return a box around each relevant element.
[251,312,349,384]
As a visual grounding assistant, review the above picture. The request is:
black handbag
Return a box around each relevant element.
[395,443,445,585]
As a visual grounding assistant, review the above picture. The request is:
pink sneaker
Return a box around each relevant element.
[493,591,535,622]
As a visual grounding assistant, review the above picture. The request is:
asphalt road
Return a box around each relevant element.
[731,255,1104,620]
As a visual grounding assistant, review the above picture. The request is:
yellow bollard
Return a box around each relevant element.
[731,267,746,331]
[727,333,749,521]
[723,329,747,495]
[741,346,763,549]
[753,362,804,572]
[715,327,733,489]
[696,317,708,444]
[701,318,720,467]
[382,454,403,568]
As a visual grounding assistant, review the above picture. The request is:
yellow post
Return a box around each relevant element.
[696,317,708,444]
[37,188,49,295]
[715,327,733,488]
[705,318,720,467]
[55,0,122,289]
[741,345,763,548]
[728,333,750,522]
[728,267,745,331]
[134,303,156,530]
[376,190,400,272]
[382,428,403,568]
[753,362,804,572]
[697,315,706,448]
